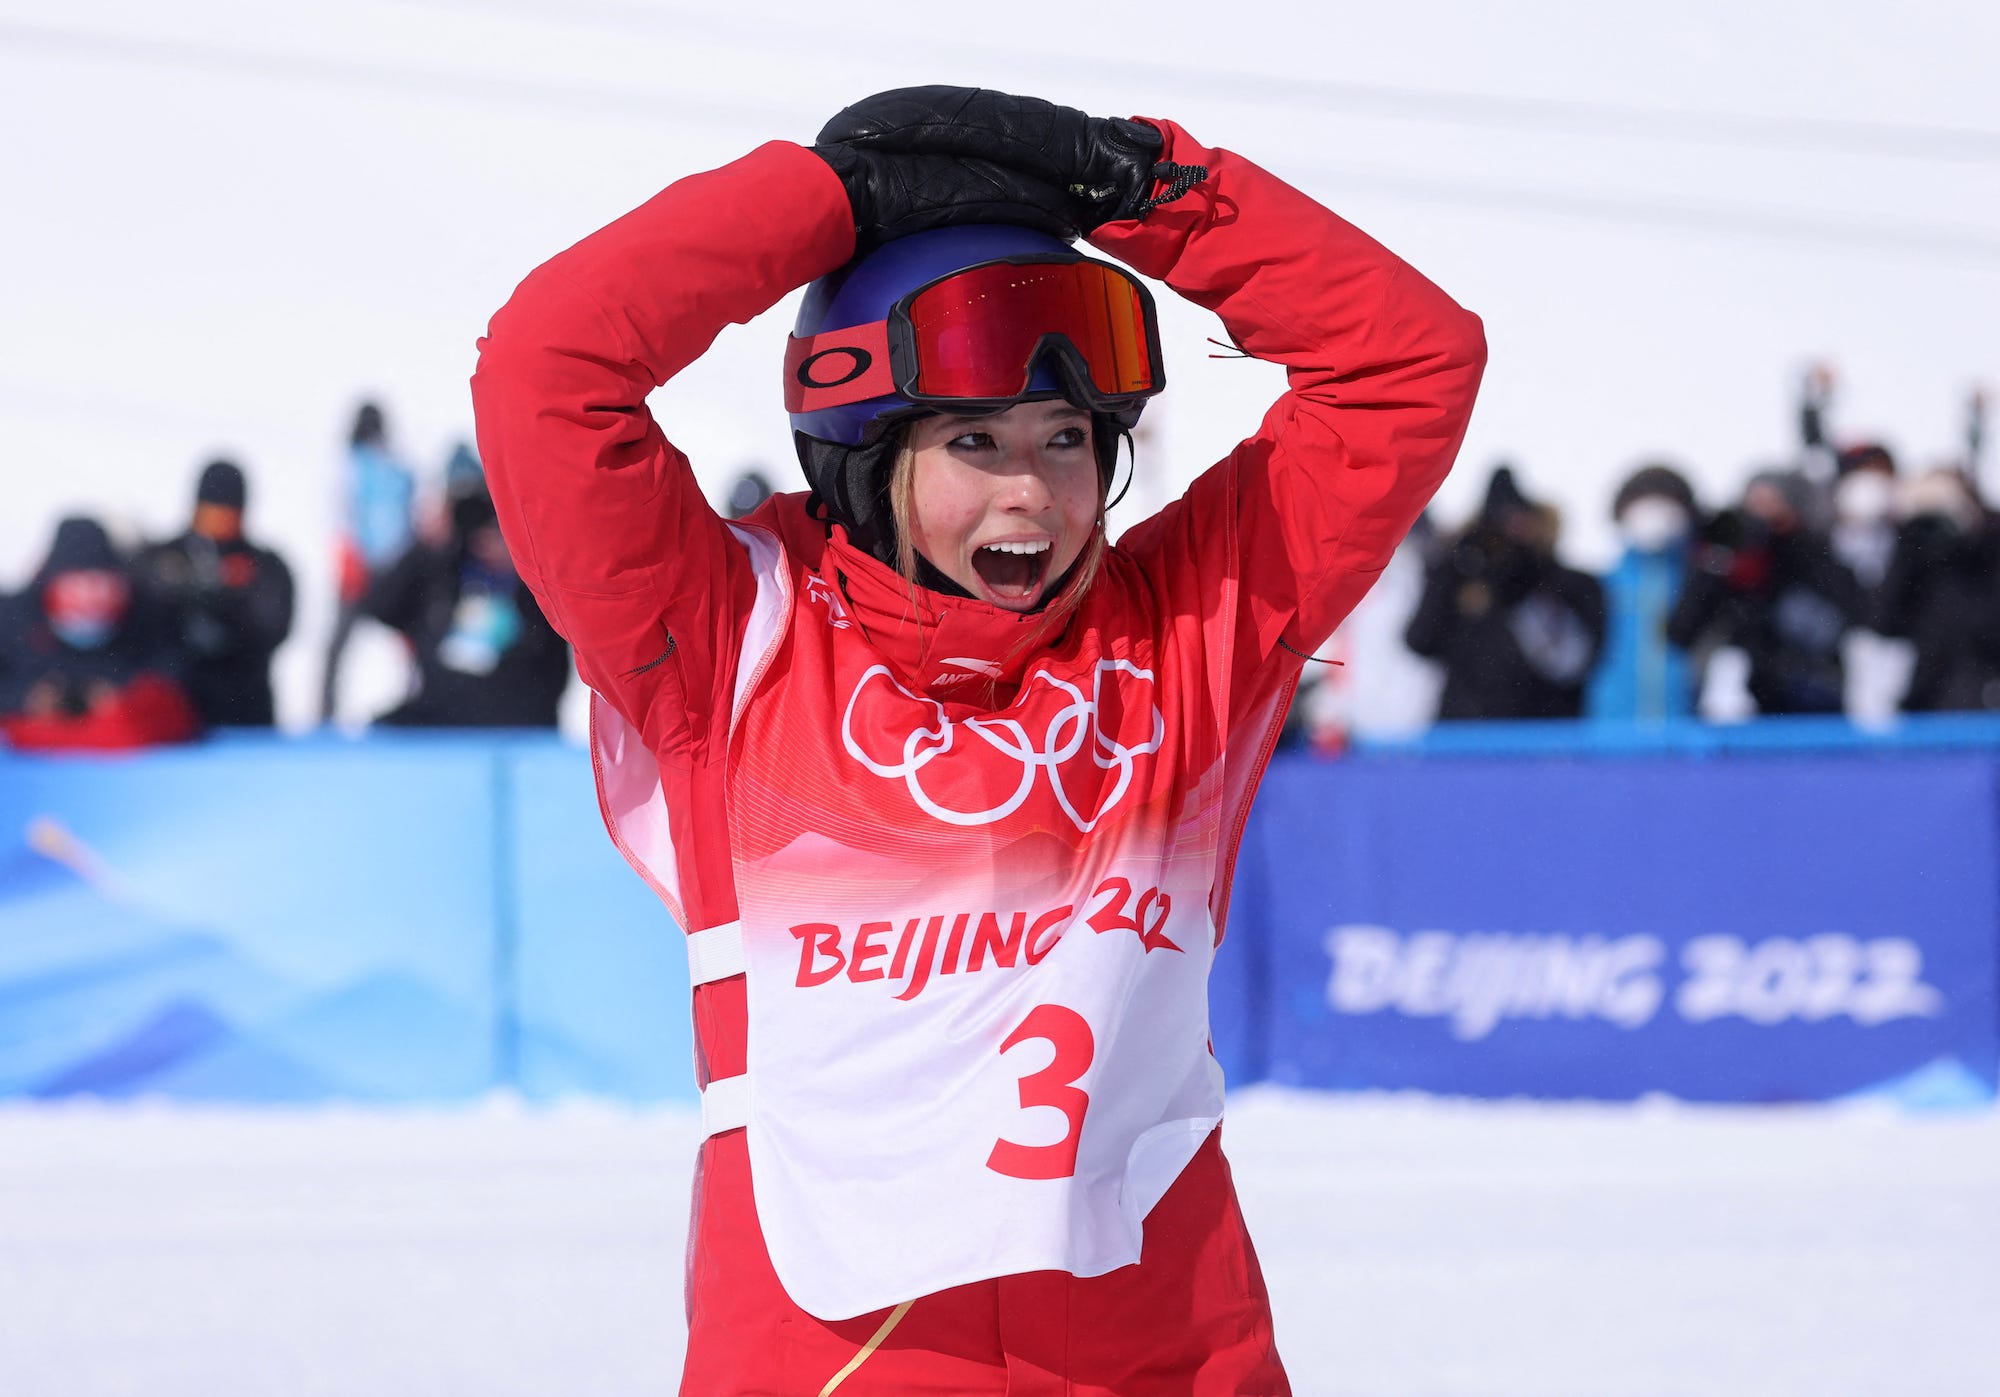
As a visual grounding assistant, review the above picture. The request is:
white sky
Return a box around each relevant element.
[3,0,1997,727]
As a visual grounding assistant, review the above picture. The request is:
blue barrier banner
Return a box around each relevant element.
[505,743,694,1101]
[0,735,702,1106]
[6,731,1995,1106]
[1244,752,2000,1101]
[1207,844,1270,1090]
[0,736,500,1102]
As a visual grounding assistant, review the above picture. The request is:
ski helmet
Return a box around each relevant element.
[787,224,1162,560]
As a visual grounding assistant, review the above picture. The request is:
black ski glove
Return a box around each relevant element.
[815,86,1201,235]
[812,142,1081,253]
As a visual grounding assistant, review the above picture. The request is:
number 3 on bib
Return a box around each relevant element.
[986,1005,1094,1180]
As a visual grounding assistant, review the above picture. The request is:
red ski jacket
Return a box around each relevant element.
[474,120,1483,1395]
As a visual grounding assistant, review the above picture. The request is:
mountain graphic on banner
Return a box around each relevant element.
[1,816,302,1095]
[2,818,346,1101]
[31,999,309,1099]
[246,970,494,1101]
[0,929,304,1100]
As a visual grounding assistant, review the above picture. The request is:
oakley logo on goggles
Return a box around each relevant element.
[784,255,1164,416]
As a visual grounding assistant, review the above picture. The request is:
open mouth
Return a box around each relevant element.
[970,539,1053,605]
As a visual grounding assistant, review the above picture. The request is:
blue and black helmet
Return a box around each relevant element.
[787,225,1154,559]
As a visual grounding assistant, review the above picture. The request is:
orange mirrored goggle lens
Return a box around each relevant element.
[900,260,1158,402]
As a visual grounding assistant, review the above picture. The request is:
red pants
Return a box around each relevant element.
[681,1127,1290,1396]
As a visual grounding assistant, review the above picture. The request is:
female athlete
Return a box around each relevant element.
[472,85,1485,1396]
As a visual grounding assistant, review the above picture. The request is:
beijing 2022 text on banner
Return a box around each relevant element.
[3,735,1994,1106]
[1238,752,2000,1102]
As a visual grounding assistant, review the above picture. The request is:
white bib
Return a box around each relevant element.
[737,861,1225,1319]
[595,522,1243,1321]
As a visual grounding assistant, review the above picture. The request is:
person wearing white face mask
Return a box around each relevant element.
[1586,464,1698,723]
[1831,444,1900,590]
[1828,443,1917,722]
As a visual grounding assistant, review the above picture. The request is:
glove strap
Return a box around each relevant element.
[1135,161,1208,217]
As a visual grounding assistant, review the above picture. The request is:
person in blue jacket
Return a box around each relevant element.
[320,400,417,722]
[1587,464,1698,723]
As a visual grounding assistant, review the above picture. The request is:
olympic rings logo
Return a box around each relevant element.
[840,660,1165,831]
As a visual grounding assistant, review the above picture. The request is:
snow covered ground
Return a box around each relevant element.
[2,1089,1995,1396]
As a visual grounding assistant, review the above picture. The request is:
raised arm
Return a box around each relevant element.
[1098,122,1487,717]
[470,142,855,758]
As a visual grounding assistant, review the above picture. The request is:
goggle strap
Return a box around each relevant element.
[783,321,896,413]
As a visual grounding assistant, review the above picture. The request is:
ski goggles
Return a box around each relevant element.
[784,255,1164,417]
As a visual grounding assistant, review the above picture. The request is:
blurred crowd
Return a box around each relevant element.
[1291,371,1997,747]
[0,458,287,751]
[0,405,541,750]
[0,401,782,753]
[3,373,1992,754]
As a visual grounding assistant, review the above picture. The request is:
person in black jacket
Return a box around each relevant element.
[1406,466,1606,719]
[133,459,295,727]
[1667,469,1863,715]
[1875,467,2000,711]
[0,516,198,746]
[361,467,570,727]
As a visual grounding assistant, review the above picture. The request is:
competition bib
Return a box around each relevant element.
[738,849,1225,1319]
[596,522,1239,1320]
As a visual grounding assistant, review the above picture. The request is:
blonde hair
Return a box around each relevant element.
[887,426,1111,658]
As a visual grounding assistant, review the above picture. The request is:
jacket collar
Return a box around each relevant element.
[820,526,1054,701]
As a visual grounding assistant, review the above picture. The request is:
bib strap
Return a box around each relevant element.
[701,1072,750,1136]
[686,919,746,986]
[690,921,748,1135]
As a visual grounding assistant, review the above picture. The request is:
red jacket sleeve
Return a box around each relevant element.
[470,141,855,763]
[1093,121,1487,727]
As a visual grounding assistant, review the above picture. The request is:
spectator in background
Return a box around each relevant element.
[1668,469,1862,715]
[1828,443,1915,722]
[1967,387,1989,492]
[440,443,484,524]
[133,459,294,727]
[1796,361,1841,493]
[1830,443,1900,591]
[321,400,417,723]
[1286,512,1445,749]
[1587,463,1697,723]
[1875,467,2000,711]
[406,440,489,546]
[0,517,197,750]
[724,466,776,520]
[1406,465,1605,719]
[361,459,569,727]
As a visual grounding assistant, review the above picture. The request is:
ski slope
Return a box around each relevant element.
[3,1088,1994,1396]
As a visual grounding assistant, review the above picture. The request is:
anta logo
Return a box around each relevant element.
[803,571,851,629]
[931,655,1004,687]
[940,656,1003,678]
[841,659,1164,831]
